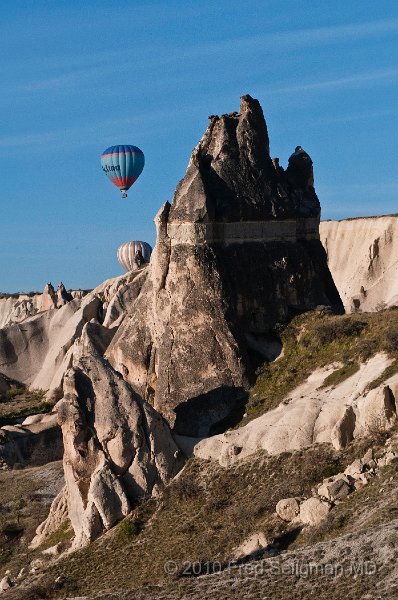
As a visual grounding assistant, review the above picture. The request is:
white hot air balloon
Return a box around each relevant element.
[117,241,152,272]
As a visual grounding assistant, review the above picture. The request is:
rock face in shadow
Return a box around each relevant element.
[107,95,343,436]
[0,414,63,469]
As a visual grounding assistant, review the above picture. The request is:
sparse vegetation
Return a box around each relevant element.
[45,444,360,598]
[39,520,74,550]
[243,309,398,425]
[0,386,49,420]
[321,361,360,388]
[117,517,144,539]
[0,462,64,576]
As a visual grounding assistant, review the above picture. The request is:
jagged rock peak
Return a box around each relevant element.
[169,94,319,224]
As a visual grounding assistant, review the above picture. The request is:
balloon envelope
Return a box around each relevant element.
[101,145,145,196]
[117,241,152,272]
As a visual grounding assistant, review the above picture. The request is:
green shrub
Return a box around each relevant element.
[321,362,359,388]
[118,517,143,539]
[314,318,366,345]
[385,330,398,352]
[322,463,343,479]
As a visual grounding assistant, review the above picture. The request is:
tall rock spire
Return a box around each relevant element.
[107,95,343,437]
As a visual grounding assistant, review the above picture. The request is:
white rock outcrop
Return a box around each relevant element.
[320,215,398,312]
[0,274,133,397]
[194,353,397,466]
[233,532,269,559]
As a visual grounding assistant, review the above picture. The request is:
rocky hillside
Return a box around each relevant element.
[3,309,398,599]
[0,94,344,552]
[320,214,398,313]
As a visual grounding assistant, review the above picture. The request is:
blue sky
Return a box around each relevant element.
[1,0,398,292]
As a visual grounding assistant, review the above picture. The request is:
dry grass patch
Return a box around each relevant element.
[0,386,50,421]
[46,444,357,598]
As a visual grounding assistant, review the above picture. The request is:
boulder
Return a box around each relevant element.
[0,575,12,592]
[356,385,397,435]
[317,476,352,501]
[344,459,364,479]
[299,498,331,526]
[331,405,356,450]
[276,497,300,522]
[233,532,269,559]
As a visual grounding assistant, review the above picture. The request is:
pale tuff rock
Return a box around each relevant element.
[50,322,184,547]
[194,353,397,465]
[0,575,12,592]
[233,532,269,559]
[331,405,356,450]
[320,215,398,312]
[299,497,331,526]
[0,282,78,330]
[0,295,101,391]
[344,458,364,478]
[40,283,57,311]
[0,274,133,395]
[0,294,42,328]
[317,476,352,502]
[275,497,300,522]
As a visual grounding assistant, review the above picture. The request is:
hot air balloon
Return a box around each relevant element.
[101,145,145,198]
[117,241,152,272]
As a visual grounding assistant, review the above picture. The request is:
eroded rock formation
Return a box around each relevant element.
[34,321,183,547]
[194,353,398,466]
[0,282,86,329]
[320,215,398,312]
[106,94,343,436]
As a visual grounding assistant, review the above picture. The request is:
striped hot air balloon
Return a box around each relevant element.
[101,145,145,199]
[117,241,152,272]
